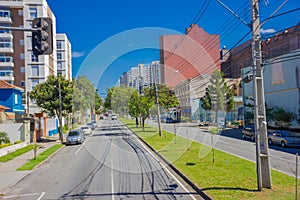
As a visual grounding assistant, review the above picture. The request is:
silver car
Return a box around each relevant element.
[81,126,92,135]
[66,129,85,145]
[268,130,300,148]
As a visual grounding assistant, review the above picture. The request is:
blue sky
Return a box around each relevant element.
[47,0,299,95]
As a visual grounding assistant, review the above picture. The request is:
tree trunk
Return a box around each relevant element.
[135,117,139,128]
[142,117,145,131]
[211,133,215,163]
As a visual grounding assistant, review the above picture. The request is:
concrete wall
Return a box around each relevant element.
[0,123,24,143]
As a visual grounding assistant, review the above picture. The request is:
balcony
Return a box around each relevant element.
[0,43,13,53]
[0,56,14,67]
[0,11,12,24]
[0,71,14,82]
[0,31,13,39]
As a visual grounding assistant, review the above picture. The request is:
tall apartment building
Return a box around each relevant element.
[160,24,220,88]
[0,0,72,115]
[57,33,72,80]
[119,61,162,92]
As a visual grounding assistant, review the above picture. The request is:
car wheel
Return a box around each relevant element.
[251,135,255,141]
[242,134,245,139]
[281,141,286,148]
[268,139,272,145]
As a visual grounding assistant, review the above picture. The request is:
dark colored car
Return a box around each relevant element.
[66,129,85,145]
[268,130,300,148]
[242,125,255,141]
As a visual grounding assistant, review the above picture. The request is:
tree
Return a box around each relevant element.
[111,86,134,116]
[270,106,297,128]
[200,70,234,122]
[143,85,179,110]
[0,132,10,145]
[104,87,114,111]
[128,90,141,127]
[30,75,73,143]
[74,76,97,120]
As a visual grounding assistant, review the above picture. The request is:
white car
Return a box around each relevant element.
[81,126,92,135]
[111,114,117,120]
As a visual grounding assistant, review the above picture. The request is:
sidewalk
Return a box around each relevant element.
[0,136,61,194]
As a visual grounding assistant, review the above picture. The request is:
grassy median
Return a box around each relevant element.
[120,117,297,200]
[17,144,63,171]
[0,145,35,162]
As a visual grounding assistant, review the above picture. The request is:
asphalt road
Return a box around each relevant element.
[2,119,202,200]
[147,120,300,177]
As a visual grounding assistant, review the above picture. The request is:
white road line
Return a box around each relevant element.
[131,131,197,200]
[111,157,115,200]
[37,192,45,200]
[3,193,39,199]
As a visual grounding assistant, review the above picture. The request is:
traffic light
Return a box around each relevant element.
[32,18,53,55]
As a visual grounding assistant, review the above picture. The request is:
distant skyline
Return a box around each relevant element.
[47,0,300,94]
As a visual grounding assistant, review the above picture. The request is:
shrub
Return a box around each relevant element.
[0,132,10,145]
[14,140,23,144]
[0,143,12,149]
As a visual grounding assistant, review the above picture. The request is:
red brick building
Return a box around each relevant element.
[160,24,220,88]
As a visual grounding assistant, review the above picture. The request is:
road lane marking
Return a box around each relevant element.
[129,129,197,200]
[37,192,45,200]
[3,193,39,199]
[111,157,115,200]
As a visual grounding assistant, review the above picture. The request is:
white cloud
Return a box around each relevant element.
[260,28,276,34]
[72,51,85,58]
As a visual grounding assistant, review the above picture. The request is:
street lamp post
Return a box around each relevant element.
[152,65,162,137]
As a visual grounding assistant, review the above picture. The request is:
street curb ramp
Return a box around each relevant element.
[123,123,212,200]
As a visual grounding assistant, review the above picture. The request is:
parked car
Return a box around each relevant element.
[111,114,117,120]
[268,130,300,148]
[91,120,98,127]
[87,122,96,130]
[242,125,255,141]
[66,129,85,145]
[81,126,92,135]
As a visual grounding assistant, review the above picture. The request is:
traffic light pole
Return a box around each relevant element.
[0,26,38,32]
[251,0,271,190]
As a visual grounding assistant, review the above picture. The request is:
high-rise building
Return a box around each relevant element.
[57,33,72,80]
[0,0,72,114]
[119,61,162,92]
[160,24,220,88]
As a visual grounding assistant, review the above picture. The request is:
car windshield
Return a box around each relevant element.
[81,127,89,130]
[68,131,80,136]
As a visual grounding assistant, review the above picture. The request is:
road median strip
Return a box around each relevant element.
[17,144,63,171]
[0,145,34,163]
[120,117,298,200]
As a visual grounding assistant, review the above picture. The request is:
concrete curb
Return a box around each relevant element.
[122,122,212,200]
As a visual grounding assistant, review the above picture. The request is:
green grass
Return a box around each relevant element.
[0,145,34,162]
[17,144,63,171]
[120,117,297,200]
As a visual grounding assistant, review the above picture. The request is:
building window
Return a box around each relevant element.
[57,41,63,50]
[20,53,25,60]
[29,7,37,19]
[57,52,62,60]
[18,10,23,16]
[20,81,25,87]
[20,67,25,73]
[0,38,12,48]
[32,79,39,89]
[31,65,39,76]
[31,54,38,62]
[0,10,10,18]
[20,39,24,46]
[57,61,63,69]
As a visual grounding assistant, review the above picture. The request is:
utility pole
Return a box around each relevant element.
[251,0,271,190]
[216,0,273,190]
[59,82,63,143]
[152,65,162,137]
